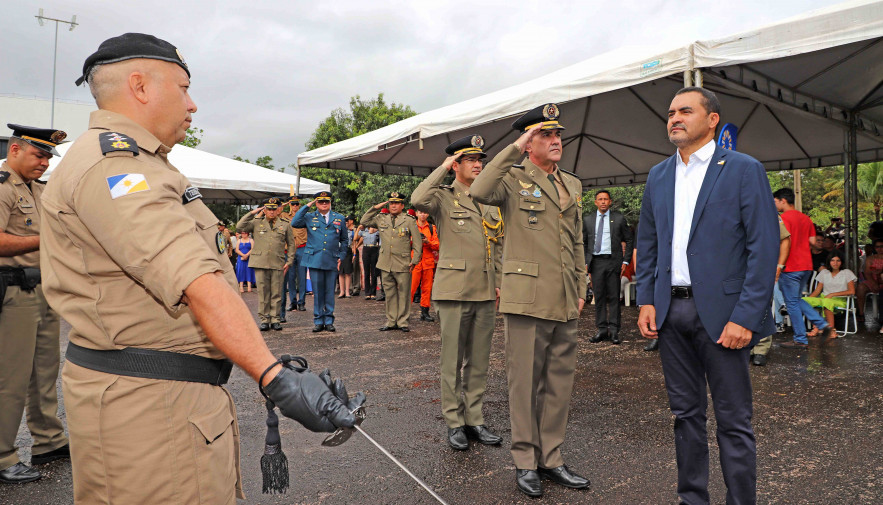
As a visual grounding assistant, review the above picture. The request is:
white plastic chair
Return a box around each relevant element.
[833,295,858,336]
[624,281,637,306]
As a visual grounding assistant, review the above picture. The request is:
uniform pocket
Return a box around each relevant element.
[518,199,545,231]
[435,259,466,294]
[450,211,470,233]
[189,400,236,503]
[501,260,539,304]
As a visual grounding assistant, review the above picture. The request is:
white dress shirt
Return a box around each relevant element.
[594,210,612,255]
[671,139,716,286]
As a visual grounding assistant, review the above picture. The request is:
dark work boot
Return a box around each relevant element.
[420,307,435,322]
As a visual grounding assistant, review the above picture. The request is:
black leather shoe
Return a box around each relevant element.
[351,289,360,296]
[538,465,590,489]
[752,354,767,366]
[288,303,296,311]
[379,325,398,331]
[325,324,336,332]
[610,331,621,345]
[259,323,270,331]
[0,463,41,484]
[589,331,608,343]
[31,444,70,465]
[399,327,410,332]
[271,322,283,331]
[447,427,468,450]
[516,469,543,497]
[279,316,287,323]
[312,324,325,333]
[464,425,502,445]
[644,339,659,351]
[376,294,386,301]
[297,304,306,311]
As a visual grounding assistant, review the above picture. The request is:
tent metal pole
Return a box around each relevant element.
[683,71,693,88]
[793,170,803,212]
[295,165,302,196]
[845,112,859,271]
[693,69,703,88]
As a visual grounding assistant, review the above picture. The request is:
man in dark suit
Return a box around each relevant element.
[584,190,633,344]
[636,87,778,505]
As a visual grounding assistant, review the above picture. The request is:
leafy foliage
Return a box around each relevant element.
[179,127,203,148]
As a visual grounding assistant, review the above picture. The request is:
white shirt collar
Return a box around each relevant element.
[676,139,716,167]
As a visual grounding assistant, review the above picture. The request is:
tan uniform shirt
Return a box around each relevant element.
[471,143,587,322]
[360,208,422,272]
[292,227,307,248]
[235,213,294,270]
[40,110,235,357]
[411,165,503,302]
[0,162,43,268]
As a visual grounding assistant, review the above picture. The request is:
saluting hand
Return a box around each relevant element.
[251,206,265,216]
[306,199,318,208]
[441,154,460,171]
[514,123,544,153]
[373,200,389,210]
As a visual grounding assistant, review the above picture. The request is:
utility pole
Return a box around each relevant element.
[36,8,78,128]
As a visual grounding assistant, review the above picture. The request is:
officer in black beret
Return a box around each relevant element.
[291,191,349,332]
[0,124,70,484]
[43,33,363,501]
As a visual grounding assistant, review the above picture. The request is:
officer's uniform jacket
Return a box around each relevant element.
[290,207,349,270]
[360,208,422,273]
[470,143,587,322]
[0,162,43,268]
[236,212,294,270]
[411,165,502,302]
[40,110,236,357]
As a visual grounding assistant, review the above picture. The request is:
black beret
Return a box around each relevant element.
[511,103,566,133]
[76,33,190,86]
[6,124,66,156]
[445,135,487,159]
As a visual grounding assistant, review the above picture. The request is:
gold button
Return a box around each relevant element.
[517,268,522,272]
[559,214,563,219]
[530,205,535,209]
[449,264,453,267]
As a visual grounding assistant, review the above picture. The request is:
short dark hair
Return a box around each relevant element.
[773,188,795,204]
[675,87,721,116]
[595,189,611,199]
[826,250,845,270]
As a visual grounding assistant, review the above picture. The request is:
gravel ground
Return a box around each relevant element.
[3,292,882,504]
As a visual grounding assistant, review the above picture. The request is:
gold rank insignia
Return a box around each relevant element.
[454,199,460,207]
[542,103,560,120]
[50,130,67,143]
[471,135,484,148]
[518,180,532,189]
[717,160,726,165]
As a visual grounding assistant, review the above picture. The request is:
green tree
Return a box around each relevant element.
[300,93,419,218]
[179,127,203,148]
[233,155,277,171]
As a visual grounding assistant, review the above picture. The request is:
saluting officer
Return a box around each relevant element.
[0,125,69,484]
[41,33,362,504]
[291,191,349,333]
[411,135,505,452]
[283,196,309,312]
[471,104,590,497]
[361,192,422,332]
[236,197,295,331]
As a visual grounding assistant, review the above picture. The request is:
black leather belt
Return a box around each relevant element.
[671,286,693,298]
[364,245,379,248]
[66,342,233,386]
[593,254,612,259]
[0,266,40,288]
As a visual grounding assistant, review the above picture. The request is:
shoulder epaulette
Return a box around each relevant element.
[0,171,9,184]
[512,164,525,169]
[440,184,454,191]
[99,132,140,156]
[559,168,578,178]
[34,179,47,184]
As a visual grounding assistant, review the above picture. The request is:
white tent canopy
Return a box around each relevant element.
[297,0,883,188]
[36,142,329,204]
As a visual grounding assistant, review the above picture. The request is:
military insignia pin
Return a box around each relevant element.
[457,220,465,226]
[50,130,67,143]
[215,231,227,254]
[518,180,532,189]
[533,187,542,198]
[542,103,559,120]
[471,135,484,148]
[717,160,726,165]
[519,189,530,196]
[112,141,130,149]
[25,218,32,226]
[454,199,460,207]
[176,48,187,65]
[528,215,539,224]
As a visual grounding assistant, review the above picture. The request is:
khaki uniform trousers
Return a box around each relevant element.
[753,335,772,356]
[381,270,412,328]
[504,314,578,470]
[255,268,284,324]
[0,285,67,470]
[437,300,495,429]
[63,362,242,505]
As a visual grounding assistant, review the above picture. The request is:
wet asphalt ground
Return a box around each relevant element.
[4,292,883,505]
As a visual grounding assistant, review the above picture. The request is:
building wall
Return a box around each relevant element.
[0,95,95,158]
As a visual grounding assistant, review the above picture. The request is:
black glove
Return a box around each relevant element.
[263,366,366,432]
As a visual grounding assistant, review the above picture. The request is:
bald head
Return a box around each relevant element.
[86,58,197,147]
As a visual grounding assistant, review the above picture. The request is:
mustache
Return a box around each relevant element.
[669,122,685,132]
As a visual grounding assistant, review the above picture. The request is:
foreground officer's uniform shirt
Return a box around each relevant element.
[41,110,243,504]
[0,163,43,267]
[41,110,236,356]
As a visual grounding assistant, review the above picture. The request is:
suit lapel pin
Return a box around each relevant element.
[717,160,726,165]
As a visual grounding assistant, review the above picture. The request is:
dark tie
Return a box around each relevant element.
[594,213,606,254]
[547,174,559,198]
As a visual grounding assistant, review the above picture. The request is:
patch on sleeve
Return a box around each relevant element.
[99,132,140,156]
[106,174,150,199]
[182,186,202,204]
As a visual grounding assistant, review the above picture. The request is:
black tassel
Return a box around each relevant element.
[261,400,289,494]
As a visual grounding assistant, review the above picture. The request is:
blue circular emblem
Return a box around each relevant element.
[717,123,738,151]
[216,231,227,254]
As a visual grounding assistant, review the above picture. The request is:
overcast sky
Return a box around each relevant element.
[3,0,844,172]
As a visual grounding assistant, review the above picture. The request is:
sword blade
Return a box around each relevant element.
[354,425,450,505]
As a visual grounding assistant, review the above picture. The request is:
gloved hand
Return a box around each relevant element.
[263,366,366,432]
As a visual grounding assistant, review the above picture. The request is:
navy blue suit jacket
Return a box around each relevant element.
[291,207,349,270]
[635,145,778,343]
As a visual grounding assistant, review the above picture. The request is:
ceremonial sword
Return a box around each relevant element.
[322,406,450,505]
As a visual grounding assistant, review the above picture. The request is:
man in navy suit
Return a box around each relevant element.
[291,191,349,333]
[636,87,778,505]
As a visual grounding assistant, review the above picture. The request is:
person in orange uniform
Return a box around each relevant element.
[411,210,439,321]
